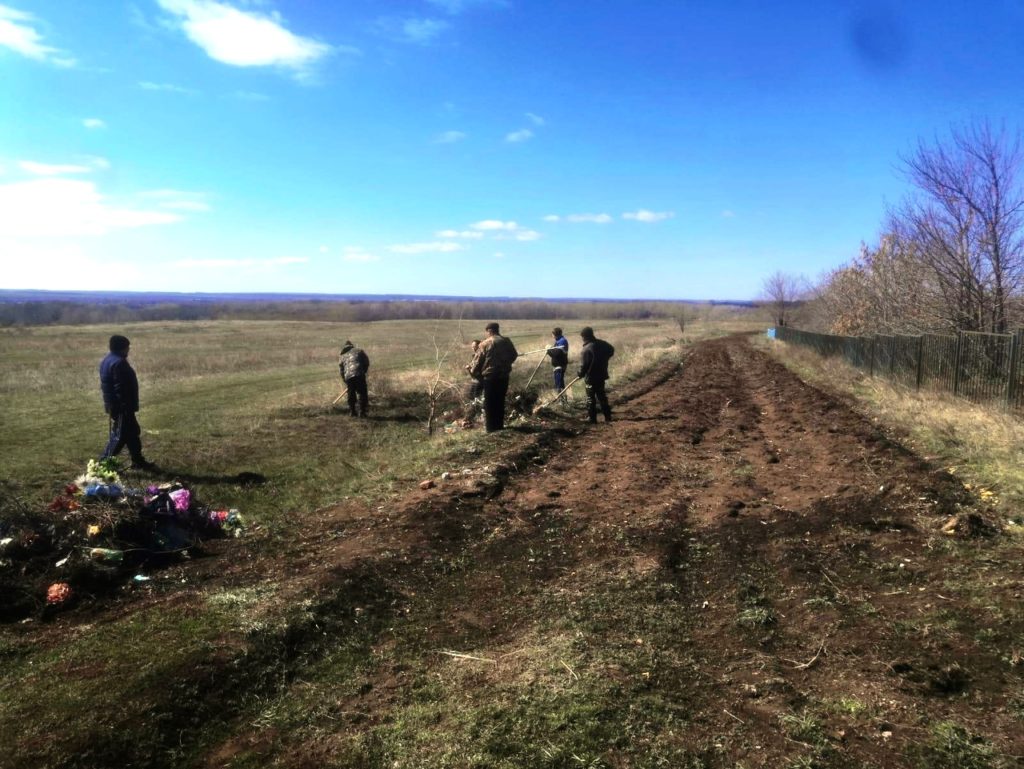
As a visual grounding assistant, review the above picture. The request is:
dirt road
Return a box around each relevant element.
[8,334,1023,768]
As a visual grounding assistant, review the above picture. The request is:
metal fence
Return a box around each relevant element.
[775,326,1024,411]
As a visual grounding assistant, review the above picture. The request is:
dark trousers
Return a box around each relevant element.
[482,375,510,432]
[585,380,612,422]
[346,375,369,416]
[103,410,144,462]
[552,367,565,392]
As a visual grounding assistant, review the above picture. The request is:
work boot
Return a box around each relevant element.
[129,458,157,472]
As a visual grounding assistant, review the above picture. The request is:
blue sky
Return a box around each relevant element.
[2,1,1023,300]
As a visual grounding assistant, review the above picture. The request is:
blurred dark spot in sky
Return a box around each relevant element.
[849,6,910,72]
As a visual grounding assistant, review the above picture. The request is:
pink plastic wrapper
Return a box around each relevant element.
[168,488,191,512]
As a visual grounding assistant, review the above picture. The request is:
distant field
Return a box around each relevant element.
[0,317,757,525]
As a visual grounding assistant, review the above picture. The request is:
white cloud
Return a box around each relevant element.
[234,90,271,101]
[343,246,379,262]
[156,0,335,76]
[433,130,466,144]
[139,80,197,94]
[623,209,675,223]
[18,160,93,176]
[721,209,736,218]
[470,219,518,231]
[561,213,612,224]
[139,189,212,212]
[0,5,76,66]
[387,241,464,254]
[82,118,106,130]
[542,214,560,222]
[0,178,182,238]
[426,0,508,13]
[173,256,308,269]
[319,244,329,253]
[513,229,541,241]
[400,17,449,44]
[505,128,533,143]
[0,241,144,290]
[525,112,545,126]
[435,229,483,239]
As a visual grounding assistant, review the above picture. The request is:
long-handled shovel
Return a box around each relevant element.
[532,376,579,414]
[524,353,547,390]
[332,388,349,405]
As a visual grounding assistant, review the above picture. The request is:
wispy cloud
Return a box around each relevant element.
[82,118,106,130]
[505,128,533,143]
[426,0,509,14]
[433,130,466,144]
[139,188,211,212]
[139,80,197,94]
[375,16,450,44]
[0,178,182,238]
[720,209,736,218]
[343,246,379,262]
[512,229,541,241]
[18,160,94,176]
[234,90,271,101]
[623,209,675,223]
[0,5,76,66]
[388,241,464,254]
[525,112,545,126]
[546,212,612,224]
[435,229,483,239]
[470,220,518,231]
[173,256,308,269]
[156,0,337,77]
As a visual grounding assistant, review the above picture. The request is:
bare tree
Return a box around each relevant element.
[760,271,804,328]
[896,121,1024,333]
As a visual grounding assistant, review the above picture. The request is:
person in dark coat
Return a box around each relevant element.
[468,322,519,432]
[339,341,371,416]
[578,326,614,423]
[99,334,154,469]
[547,327,569,394]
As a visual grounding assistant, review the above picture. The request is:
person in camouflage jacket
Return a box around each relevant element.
[339,341,371,417]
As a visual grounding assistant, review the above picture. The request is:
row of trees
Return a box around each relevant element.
[0,297,752,328]
[766,120,1024,337]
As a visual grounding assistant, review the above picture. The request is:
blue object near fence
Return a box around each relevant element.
[767,328,776,339]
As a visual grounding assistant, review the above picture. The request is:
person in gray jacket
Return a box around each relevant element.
[339,341,370,417]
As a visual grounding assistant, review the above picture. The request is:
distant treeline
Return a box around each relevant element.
[0,298,756,327]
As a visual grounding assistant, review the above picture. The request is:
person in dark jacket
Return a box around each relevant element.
[468,322,519,432]
[578,326,614,423]
[99,334,154,469]
[547,327,569,395]
[339,341,370,417]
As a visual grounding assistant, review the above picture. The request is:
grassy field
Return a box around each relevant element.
[0,317,736,525]
[0,316,766,769]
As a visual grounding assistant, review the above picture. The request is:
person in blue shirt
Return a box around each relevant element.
[99,334,155,470]
[547,327,569,394]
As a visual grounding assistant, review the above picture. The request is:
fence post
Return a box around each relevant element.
[1007,330,1021,409]
[869,337,875,377]
[888,336,896,381]
[953,332,964,397]
[915,335,924,391]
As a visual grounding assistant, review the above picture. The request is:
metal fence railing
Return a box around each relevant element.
[774,326,1024,412]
